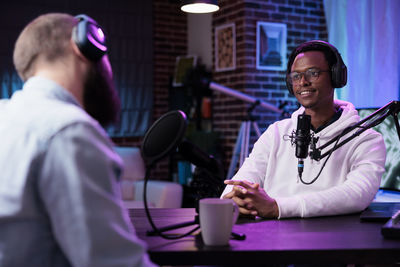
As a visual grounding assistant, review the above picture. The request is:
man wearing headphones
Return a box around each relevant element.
[222,40,386,219]
[0,13,156,266]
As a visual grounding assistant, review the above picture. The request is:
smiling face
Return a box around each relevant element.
[291,51,335,113]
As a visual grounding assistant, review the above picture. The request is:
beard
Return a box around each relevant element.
[83,57,120,128]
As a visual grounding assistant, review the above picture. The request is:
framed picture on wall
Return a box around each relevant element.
[256,21,287,71]
[215,23,236,72]
[173,55,197,87]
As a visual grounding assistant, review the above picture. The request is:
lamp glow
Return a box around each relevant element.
[181,1,219,13]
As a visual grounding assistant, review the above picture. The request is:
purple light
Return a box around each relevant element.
[96,28,105,42]
[88,34,107,51]
[87,27,107,52]
[87,24,106,52]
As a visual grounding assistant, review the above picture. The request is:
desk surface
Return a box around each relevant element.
[129,208,400,266]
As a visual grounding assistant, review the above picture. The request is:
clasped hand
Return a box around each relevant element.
[222,180,279,218]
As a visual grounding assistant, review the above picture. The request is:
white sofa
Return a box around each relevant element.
[114,146,183,209]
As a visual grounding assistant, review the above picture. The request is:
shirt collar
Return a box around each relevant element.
[23,76,81,108]
[311,107,343,133]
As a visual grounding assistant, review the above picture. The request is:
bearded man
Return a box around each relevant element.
[0,13,156,267]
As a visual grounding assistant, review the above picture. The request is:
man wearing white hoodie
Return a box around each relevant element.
[222,40,386,219]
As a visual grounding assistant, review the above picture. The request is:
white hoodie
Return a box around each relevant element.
[222,100,386,218]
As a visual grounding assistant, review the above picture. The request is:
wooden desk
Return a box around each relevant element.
[129,208,400,266]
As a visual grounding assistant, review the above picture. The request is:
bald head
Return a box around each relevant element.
[13,13,77,81]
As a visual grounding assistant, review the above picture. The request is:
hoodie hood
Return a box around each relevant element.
[291,99,360,141]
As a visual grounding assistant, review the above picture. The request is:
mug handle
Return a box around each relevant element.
[232,201,239,224]
[230,202,246,240]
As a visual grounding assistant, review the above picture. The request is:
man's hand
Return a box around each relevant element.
[222,180,279,218]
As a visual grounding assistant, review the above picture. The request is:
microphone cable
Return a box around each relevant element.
[298,131,343,185]
[143,167,200,240]
[284,129,343,185]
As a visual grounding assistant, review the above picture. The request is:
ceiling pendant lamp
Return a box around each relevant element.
[181,0,219,14]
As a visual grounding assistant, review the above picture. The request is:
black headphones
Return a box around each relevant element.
[72,14,107,61]
[286,40,347,95]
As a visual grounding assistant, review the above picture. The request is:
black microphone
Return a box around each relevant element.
[178,140,220,173]
[295,114,311,179]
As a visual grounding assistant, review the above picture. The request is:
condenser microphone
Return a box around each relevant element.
[178,140,220,173]
[295,114,311,179]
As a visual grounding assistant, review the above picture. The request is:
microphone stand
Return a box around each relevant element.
[146,153,246,240]
[146,211,199,236]
[146,209,245,240]
[143,166,201,240]
[310,100,400,161]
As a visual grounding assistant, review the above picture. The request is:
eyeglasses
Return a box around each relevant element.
[287,68,330,85]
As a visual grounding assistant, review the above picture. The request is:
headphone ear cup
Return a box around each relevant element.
[335,64,347,88]
[331,63,347,88]
[73,14,107,61]
[72,19,87,51]
[331,65,338,88]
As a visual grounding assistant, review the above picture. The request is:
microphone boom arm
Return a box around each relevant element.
[310,100,400,161]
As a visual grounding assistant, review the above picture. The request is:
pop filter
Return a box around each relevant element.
[140,110,200,240]
[141,110,187,167]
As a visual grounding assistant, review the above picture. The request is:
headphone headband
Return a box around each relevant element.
[286,40,347,95]
[72,14,107,61]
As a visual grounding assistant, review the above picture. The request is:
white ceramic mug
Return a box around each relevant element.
[199,198,239,246]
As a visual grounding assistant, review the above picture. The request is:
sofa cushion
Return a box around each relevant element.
[114,146,183,208]
[114,146,145,181]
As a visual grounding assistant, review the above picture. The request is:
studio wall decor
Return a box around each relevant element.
[215,23,236,72]
[256,21,287,71]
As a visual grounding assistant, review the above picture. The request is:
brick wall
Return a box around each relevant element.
[113,0,187,180]
[211,0,328,172]
[140,0,187,179]
[153,1,187,120]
